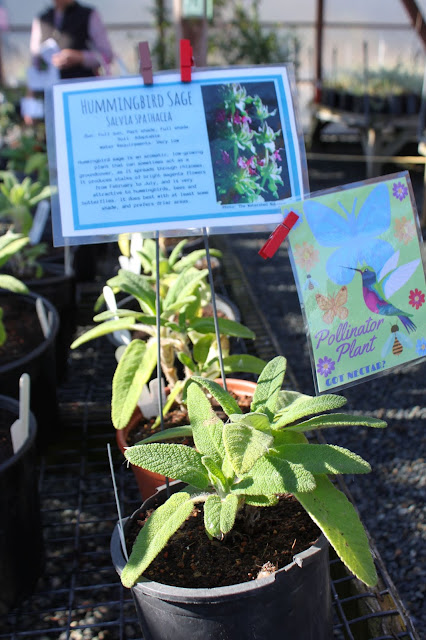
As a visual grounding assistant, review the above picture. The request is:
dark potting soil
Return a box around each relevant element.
[126,493,321,589]
[0,297,44,366]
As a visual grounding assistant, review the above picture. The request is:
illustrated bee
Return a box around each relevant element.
[304,274,319,291]
[381,324,413,358]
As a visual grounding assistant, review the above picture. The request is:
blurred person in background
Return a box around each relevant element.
[29,0,113,79]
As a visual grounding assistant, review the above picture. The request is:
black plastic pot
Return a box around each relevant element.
[0,291,59,444]
[0,395,44,614]
[24,262,76,382]
[111,483,333,640]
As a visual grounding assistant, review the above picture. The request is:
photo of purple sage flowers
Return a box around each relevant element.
[201,81,290,204]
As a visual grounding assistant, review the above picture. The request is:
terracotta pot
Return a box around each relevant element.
[116,378,257,500]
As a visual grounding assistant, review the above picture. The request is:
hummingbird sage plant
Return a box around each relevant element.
[121,356,386,588]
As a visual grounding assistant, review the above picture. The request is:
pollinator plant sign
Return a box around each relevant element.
[288,172,426,393]
[46,65,307,246]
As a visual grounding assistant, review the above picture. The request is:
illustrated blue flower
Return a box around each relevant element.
[317,356,335,378]
[304,183,394,285]
[392,181,408,201]
[415,337,426,357]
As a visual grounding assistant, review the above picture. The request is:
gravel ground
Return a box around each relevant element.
[218,149,426,633]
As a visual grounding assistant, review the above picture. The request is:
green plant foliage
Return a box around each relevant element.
[0,232,30,346]
[123,356,387,588]
[0,171,57,279]
[71,243,266,427]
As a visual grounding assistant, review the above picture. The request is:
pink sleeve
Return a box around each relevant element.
[29,18,42,60]
[82,9,114,70]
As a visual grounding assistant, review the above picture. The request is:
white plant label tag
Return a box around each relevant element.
[10,374,30,454]
[29,200,50,245]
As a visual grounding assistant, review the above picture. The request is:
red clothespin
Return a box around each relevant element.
[138,41,153,85]
[258,211,299,260]
[180,39,193,83]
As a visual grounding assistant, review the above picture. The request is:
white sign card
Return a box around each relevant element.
[45,65,307,245]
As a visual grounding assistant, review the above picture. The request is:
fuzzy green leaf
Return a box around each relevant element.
[177,351,196,371]
[93,309,158,325]
[295,474,377,586]
[285,413,387,432]
[0,274,29,294]
[245,494,278,507]
[189,316,255,339]
[70,318,138,348]
[228,412,271,433]
[111,339,157,429]
[272,430,308,445]
[121,492,194,587]
[202,456,228,491]
[173,248,222,272]
[191,377,242,416]
[107,270,156,314]
[233,453,316,495]
[164,268,208,310]
[273,391,347,428]
[203,493,239,539]
[220,493,239,534]
[0,233,29,267]
[203,494,222,538]
[135,425,193,444]
[223,422,273,475]
[222,354,266,375]
[187,381,226,466]
[274,444,371,475]
[251,356,286,418]
[193,335,214,365]
[125,443,210,489]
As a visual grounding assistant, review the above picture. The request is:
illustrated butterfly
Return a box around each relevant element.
[315,285,348,324]
[304,183,395,286]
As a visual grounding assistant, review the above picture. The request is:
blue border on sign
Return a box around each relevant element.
[61,73,301,232]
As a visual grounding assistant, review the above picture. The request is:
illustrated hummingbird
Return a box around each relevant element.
[346,251,420,333]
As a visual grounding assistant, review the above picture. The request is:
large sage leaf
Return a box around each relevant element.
[125,443,210,489]
[274,444,371,474]
[70,318,138,349]
[164,268,208,310]
[111,339,157,429]
[0,274,29,293]
[190,377,242,416]
[107,270,156,314]
[189,316,255,339]
[121,491,194,587]
[187,381,226,467]
[233,453,316,495]
[251,356,286,418]
[223,422,273,475]
[295,475,377,586]
[285,413,387,432]
[204,493,239,539]
[273,391,347,428]
[222,354,266,375]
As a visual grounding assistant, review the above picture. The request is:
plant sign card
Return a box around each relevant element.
[288,172,426,393]
[45,65,307,245]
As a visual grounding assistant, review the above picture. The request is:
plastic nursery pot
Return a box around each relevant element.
[0,291,59,445]
[111,482,333,640]
[0,395,44,614]
[116,378,257,501]
[24,262,76,382]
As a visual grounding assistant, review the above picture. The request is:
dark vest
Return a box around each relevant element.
[39,2,95,79]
